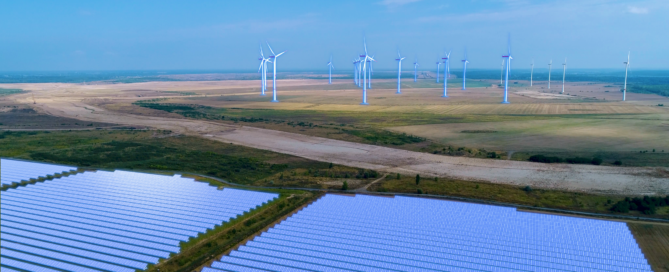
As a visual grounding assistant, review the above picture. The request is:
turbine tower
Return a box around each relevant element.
[530,60,534,87]
[359,39,375,105]
[368,55,375,89]
[548,60,552,89]
[623,52,630,101]
[501,36,512,104]
[267,42,285,103]
[258,44,271,96]
[500,59,505,85]
[435,60,441,83]
[352,59,357,85]
[442,51,451,97]
[462,49,469,90]
[327,55,334,85]
[413,59,419,82]
[395,51,405,94]
[561,59,567,94]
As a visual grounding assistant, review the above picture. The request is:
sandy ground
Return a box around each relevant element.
[3,80,669,195]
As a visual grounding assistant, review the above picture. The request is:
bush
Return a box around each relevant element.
[565,157,591,164]
[613,160,622,166]
[417,189,423,194]
[591,157,603,165]
[610,196,669,214]
[528,155,562,163]
[341,181,349,191]
[523,186,532,192]
[415,174,420,185]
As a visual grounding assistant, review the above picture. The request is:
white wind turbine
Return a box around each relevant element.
[359,39,375,105]
[500,59,505,85]
[442,51,451,97]
[530,60,534,87]
[435,60,441,83]
[548,60,552,89]
[267,42,285,103]
[461,49,469,90]
[368,55,375,89]
[623,52,630,101]
[396,51,405,94]
[501,35,512,104]
[327,55,334,84]
[413,59,419,82]
[258,44,271,96]
[561,58,567,94]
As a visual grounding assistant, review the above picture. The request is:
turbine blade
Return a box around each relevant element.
[266,42,275,55]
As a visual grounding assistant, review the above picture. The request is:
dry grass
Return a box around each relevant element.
[628,222,669,272]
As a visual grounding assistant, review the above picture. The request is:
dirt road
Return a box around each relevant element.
[5,82,669,195]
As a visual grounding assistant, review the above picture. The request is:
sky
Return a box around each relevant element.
[0,0,667,71]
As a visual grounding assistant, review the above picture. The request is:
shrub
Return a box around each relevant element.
[523,186,532,192]
[396,173,401,179]
[415,174,420,185]
[528,155,562,163]
[591,157,603,165]
[613,160,622,166]
[341,181,349,191]
[417,189,423,194]
[565,157,591,164]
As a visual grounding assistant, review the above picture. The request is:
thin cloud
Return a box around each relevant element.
[628,6,649,14]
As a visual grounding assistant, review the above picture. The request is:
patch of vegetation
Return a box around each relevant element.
[147,190,320,272]
[528,154,603,165]
[0,130,352,185]
[342,129,425,145]
[0,88,24,96]
[372,174,628,215]
[611,196,669,215]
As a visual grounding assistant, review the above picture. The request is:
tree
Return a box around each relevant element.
[415,174,420,185]
[329,162,333,168]
[396,173,401,179]
[417,189,423,194]
[342,181,349,191]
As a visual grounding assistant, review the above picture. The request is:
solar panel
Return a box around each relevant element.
[205,194,652,272]
[0,163,278,271]
[1,158,76,186]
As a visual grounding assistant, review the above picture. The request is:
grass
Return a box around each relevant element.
[147,189,321,272]
[0,130,363,187]
[628,223,669,271]
[371,174,634,216]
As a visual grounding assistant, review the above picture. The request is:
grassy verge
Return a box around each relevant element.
[0,130,363,187]
[370,174,669,219]
[147,189,320,272]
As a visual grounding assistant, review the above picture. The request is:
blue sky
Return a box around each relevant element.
[0,0,666,71]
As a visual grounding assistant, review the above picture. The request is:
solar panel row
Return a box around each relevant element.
[205,194,651,272]
[1,158,76,186]
[0,163,278,272]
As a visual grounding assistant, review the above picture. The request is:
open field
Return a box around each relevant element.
[0,79,668,196]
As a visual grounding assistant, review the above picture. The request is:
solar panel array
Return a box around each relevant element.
[207,194,651,272]
[0,169,278,272]
[1,158,77,186]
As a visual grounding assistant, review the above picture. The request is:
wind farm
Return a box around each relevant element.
[2,1,669,271]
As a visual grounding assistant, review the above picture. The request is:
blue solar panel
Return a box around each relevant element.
[1,256,61,272]
[1,164,278,271]
[204,194,652,272]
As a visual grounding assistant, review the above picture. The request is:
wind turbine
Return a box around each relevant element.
[396,51,405,94]
[327,55,334,85]
[413,59,419,82]
[500,59,505,85]
[368,55,375,89]
[561,59,567,94]
[623,52,630,101]
[258,44,270,96]
[442,51,451,97]
[548,60,552,89]
[501,36,512,104]
[359,39,375,105]
[352,59,358,85]
[530,60,534,87]
[462,49,469,90]
[267,42,285,103]
[435,60,441,83]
